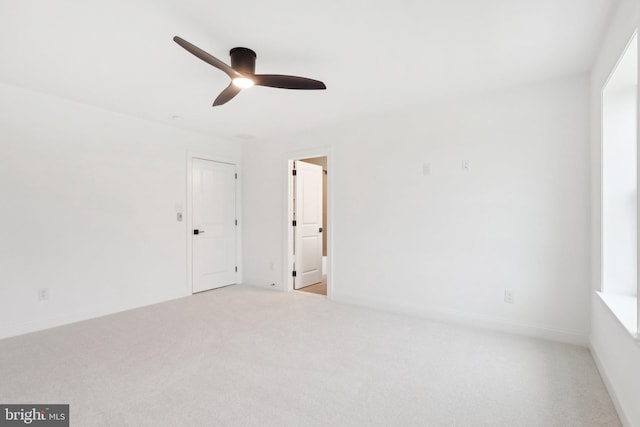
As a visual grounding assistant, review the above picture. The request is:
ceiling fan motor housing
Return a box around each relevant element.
[230,47,256,75]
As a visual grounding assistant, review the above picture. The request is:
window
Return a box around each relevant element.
[601,32,639,336]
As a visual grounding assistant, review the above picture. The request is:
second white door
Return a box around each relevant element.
[294,161,323,289]
[192,158,237,293]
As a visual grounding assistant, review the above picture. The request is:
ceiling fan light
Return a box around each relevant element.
[232,77,254,89]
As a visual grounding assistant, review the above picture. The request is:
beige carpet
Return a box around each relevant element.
[0,285,621,426]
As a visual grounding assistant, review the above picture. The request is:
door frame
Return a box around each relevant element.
[285,147,333,298]
[186,152,242,294]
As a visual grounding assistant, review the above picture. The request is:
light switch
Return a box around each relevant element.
[177,212,183,222]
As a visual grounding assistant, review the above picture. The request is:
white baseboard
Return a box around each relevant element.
[0,291,189,341]
[0,312,86,341]
[331,292,588,346]
[589,341,632,427]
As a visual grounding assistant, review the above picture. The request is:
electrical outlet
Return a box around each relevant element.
[504,289,514,304]
[38,288,49,301]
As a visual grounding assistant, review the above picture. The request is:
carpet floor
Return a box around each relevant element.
[0,285,621,426]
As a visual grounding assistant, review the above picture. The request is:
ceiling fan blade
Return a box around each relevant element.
[173,36,241,79]
[213,83,242,106]
[253,74,326,90]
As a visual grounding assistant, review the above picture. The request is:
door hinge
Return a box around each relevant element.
[292,270,297,277]
[235,266,238,272]
[292,220,297,226]
[235,219,238,226]
[292,169,297,176]
[235,173,237,179]
[319,227,323,233]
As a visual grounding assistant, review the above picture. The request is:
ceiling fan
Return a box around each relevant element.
[173,36,327,106]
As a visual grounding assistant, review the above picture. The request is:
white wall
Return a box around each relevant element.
[242,139,285,289]
[589,1,640,426]
[0,83,241,339]
[243,74,591,345]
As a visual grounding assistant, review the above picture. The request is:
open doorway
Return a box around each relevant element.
[288,156,328,296]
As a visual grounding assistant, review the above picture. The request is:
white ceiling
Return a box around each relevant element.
[0,0,617,141]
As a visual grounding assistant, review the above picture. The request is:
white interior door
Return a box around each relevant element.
[192,158,236,293]
[294,161,323,289]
